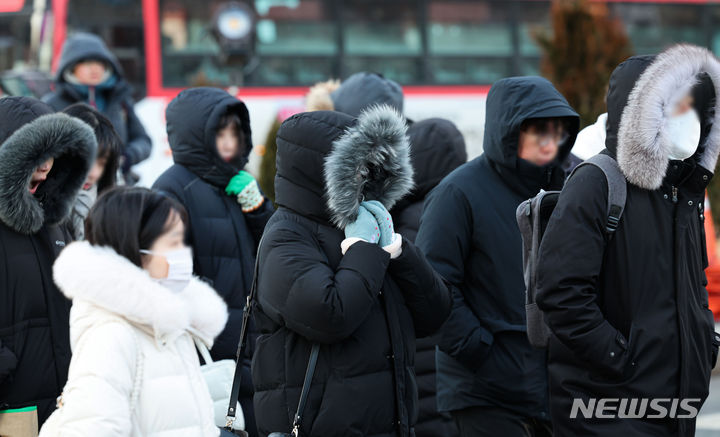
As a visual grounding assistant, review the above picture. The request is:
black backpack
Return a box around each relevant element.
[516,154,627,348]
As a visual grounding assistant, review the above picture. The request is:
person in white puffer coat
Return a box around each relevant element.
[39,186,228,437]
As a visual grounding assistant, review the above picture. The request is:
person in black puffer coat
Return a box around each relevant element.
[0,97,96,426]
[536,45,720,437]
[43,32,151,179]
[153,87,274,437]
[391,118,466,437]
[252,105,452,437]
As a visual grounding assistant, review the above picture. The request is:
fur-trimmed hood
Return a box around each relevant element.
[0,97,97,235]
[615,45,720,189]
[324,104,413,228]
[275,106,413,228]
[53,241,228,345]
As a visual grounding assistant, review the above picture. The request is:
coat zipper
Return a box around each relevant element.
[671,184,689,435]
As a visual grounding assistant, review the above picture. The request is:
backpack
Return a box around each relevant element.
[516,153,627,348]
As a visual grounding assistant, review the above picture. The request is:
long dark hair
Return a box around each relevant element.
[85,186,188,267]
[63,103,121,193]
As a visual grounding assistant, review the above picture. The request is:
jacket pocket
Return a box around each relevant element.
[0,321,30,386]
[588,323,637,384]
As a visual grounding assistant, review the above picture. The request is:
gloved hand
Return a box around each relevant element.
[225,171,265,213]
[361,200,395,247]
[341,205,382,254]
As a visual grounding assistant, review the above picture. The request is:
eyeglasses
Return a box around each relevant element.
[525,130,570,148]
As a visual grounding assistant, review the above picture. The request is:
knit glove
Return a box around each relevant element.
[341,205,382,254]
[361,200,395,247]
[225,171,264,213]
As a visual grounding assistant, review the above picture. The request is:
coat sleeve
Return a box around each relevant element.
[121,100,152,169]
[415,183,494,368]
[152,175,195,245]
[243,195,274,247]
[257,223,391,344]
[40,323,136,437]
[536,165,631,377]
[388,237,452,338]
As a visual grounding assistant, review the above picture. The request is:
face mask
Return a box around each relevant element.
[140,247,194,293]
[666,109,701,161]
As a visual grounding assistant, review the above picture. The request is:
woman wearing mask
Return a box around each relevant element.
[40,187,227,437]
[536,45,720,436]
[62,103,121,240]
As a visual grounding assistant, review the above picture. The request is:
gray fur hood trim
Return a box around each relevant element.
[618,44,720,189]
[0,113,97,234]
[324,104,414,228]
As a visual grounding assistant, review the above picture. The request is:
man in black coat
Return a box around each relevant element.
[0,97,96,425]
[153,87,273,437]
[536,45,720,437]
[391,118,467,437]
[415,77,579,436]
[252,106,451,437]
[43,32,151,179]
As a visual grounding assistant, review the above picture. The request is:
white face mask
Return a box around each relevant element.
[140,247,194,293]
[666,109,701,161]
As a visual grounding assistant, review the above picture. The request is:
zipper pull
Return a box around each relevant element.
[672,186,678,203]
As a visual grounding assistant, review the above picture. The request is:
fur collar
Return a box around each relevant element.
[618,44,720,189]
[324,104,414,228]
[53,241,228,344]
[0,113,96,234]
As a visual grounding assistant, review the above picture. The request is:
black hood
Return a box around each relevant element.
[276,105,414,228]
[604,55,655,158]
[331,72,404,118]
[0,97,97,235]
[394,117,467,211]
[482,76,579,198]
[611,45,720,190]
[55,32,124,83]
[275,110,355,224]
[166,87,252,188]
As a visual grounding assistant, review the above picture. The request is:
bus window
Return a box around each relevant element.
[611,3,705,54]
[159,0,337,87]
[427,1,513,84]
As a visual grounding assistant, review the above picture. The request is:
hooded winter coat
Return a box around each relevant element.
[152,87,273,436]
[251,106,452,437]
[536,46,720,437]
[391,118,466,437]
[415,77,579,420]
[40,241,226,437]
[43,33,151,171]
[0,97,96,424]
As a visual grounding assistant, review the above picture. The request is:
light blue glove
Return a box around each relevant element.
[362,200,394,247]
[344,205,382,244]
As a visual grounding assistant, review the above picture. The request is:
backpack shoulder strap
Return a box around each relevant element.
[568,154,627,234]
